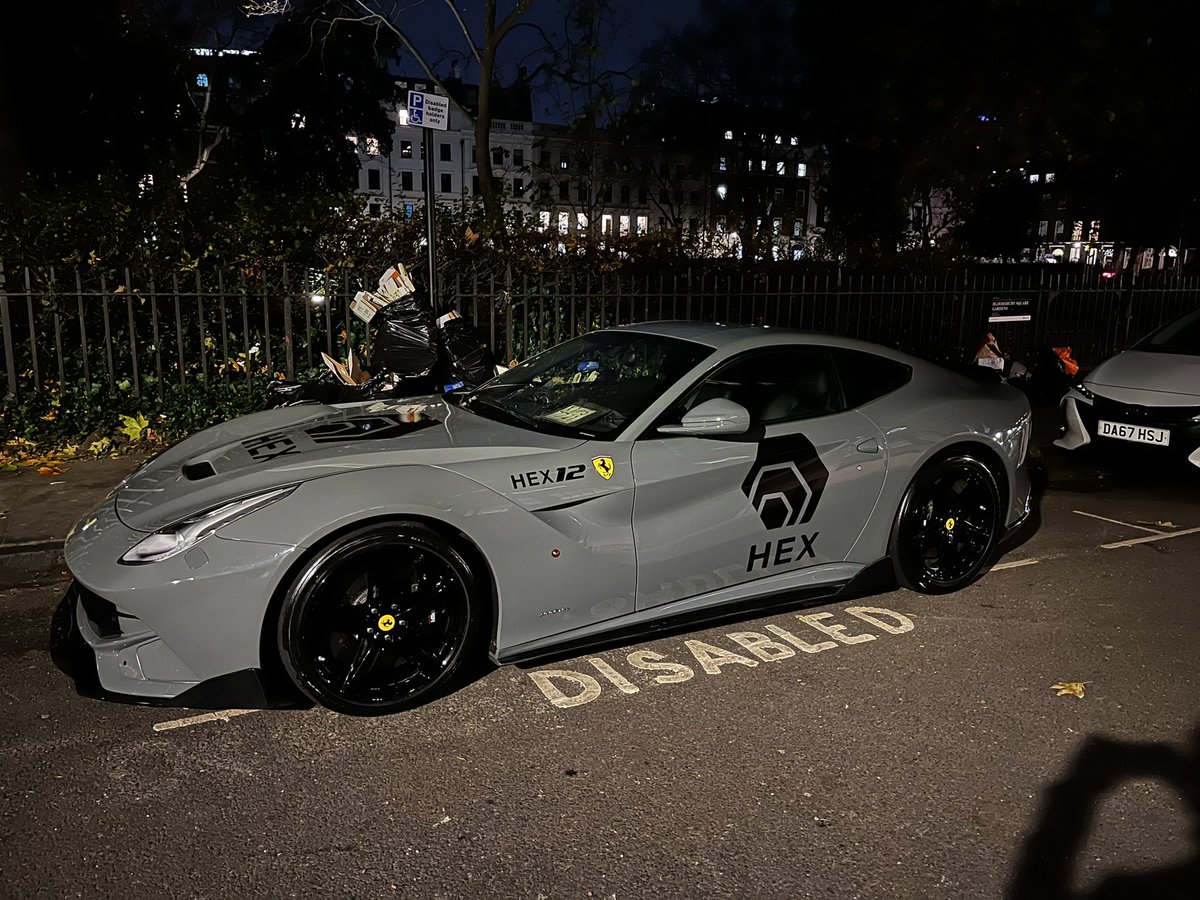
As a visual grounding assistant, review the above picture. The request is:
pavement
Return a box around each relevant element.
[0,454,149,588]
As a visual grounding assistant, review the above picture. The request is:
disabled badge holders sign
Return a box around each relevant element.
[407,90,449,131]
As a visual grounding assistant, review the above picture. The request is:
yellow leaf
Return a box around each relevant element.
[37,466,62,476]
[1050,681,1087,699]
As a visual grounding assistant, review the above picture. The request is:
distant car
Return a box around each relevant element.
[1055,307,1200,469]
[54,323,1033,716]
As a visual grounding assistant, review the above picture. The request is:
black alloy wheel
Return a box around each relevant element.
[891,454,1002,594]
[277,522,483,716]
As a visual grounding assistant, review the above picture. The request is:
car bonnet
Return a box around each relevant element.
[1085,350,1200,403]
[112,399,584,532]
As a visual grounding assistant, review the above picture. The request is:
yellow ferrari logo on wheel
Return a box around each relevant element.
[377,614,396,632]
[592,456,614,480]
[945,517,956,532]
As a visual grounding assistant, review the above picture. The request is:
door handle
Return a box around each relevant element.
[856,438,880,454]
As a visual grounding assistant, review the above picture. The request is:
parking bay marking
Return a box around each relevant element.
[152,708,258,732]
[527,606,915,709]
[1072,510,1166,534]
[991,558,1040,571]
[1101,525,1200,550]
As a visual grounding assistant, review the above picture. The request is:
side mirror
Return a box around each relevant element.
[658,398,751,436]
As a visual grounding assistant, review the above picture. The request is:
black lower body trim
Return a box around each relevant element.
[50,584,307,710]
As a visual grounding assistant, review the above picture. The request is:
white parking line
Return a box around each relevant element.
[1102,525,1200,550]
[992,558,1040,571]
[152,709,258,732]
[1072,510,1164,534]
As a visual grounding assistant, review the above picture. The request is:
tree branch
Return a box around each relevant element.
[438,0,482,66]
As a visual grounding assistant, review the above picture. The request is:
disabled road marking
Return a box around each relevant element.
[1101,525,1200,550]
[152,709,259,732]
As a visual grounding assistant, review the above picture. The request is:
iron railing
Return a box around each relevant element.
[3,262,1199,403]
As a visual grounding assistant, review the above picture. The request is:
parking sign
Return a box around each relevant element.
[407,90,449,131]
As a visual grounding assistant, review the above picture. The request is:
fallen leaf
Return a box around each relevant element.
[37,466,62,477]
[1050,681,1087,699]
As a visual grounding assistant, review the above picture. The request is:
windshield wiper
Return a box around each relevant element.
[465,394,547,431]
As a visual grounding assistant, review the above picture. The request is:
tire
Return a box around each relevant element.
[890,454,1003,595]
[277,521,484,716]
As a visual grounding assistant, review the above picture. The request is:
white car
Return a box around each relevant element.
[1055,307,1200,469]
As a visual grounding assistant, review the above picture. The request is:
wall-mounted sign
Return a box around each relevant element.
[989,298,1032,323]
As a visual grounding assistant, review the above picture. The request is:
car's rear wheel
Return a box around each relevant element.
[277,522,483,716]
[890,454,1002,594]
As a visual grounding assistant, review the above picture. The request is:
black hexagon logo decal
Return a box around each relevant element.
[740,434,829,529]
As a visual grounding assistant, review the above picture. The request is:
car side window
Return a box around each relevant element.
[829,348,912,408]
[681,347,844,425]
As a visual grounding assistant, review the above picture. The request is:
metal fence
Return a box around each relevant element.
[3,261,1199,402]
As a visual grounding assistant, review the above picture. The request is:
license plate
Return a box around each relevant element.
[1097,420,1170,446]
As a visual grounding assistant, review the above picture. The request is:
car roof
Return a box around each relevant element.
[609,320,911,360]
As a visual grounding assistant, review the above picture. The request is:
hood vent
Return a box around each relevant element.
[182,461,217,481]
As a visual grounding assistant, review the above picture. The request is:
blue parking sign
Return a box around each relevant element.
[408,91,424,126]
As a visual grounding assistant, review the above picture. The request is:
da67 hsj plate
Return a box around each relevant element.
[1097,420,1171,446]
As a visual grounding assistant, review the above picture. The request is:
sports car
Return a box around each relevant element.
[54,323,1034,716]
[1054,307,1200,468]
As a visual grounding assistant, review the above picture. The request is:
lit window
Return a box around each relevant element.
[776,161,786,175]
[138,174,153,197]
[793,220,801,237]
[366,137,381,156]
[397,108,408,126]
[1029,173,1040,183]
[790,136,798,146]
[760,160,767,171]
[291,113,306,130]
[577,213,588,231]
[619,215,630,236]
[774,135,782,144]
[724,130,734,140]
[772,217,782,233]
[346,134,358,146]
[404,203,414,220]
[716,184,728,200]
[1054,220,1065,237]
[636,215,648,234]
[196,73,209,88]
[718,157,727,172]
[747,159,754,172]
[1045,172,1056,183]
[601,214,613,234]
[539,210,551,230]
[1038,220,1048,237]
[796,163,807,177]
[558,212,569,234]
[560,156,569,169]
[400,140,412,158]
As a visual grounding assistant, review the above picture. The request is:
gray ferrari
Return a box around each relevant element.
[54,322,1033,715]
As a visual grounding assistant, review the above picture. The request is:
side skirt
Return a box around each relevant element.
[497,559,896,668]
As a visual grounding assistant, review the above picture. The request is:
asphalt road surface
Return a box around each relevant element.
[2,443,1198,899]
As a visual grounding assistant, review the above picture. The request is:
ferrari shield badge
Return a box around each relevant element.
[592,456,615,480]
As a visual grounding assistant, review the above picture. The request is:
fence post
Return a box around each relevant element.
[282,264,295,381]
[0,260,17,399]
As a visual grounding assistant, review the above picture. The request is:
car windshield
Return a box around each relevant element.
[1136,308,1200,356]
[460,331,714,439]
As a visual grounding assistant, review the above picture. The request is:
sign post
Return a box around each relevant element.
[407,90,450,310]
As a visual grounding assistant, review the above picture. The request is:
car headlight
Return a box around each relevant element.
[120,486,296,565]
[1072,383,1096,402]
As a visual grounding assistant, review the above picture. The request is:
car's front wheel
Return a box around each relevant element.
[277,522,484,716]
[890,454,1002,594]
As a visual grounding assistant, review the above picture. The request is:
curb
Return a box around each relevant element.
[0,540,68,589]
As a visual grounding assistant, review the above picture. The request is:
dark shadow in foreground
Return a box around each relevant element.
[1008,726,1200,899]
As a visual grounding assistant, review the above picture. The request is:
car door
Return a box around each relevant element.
[630,346,888,610]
